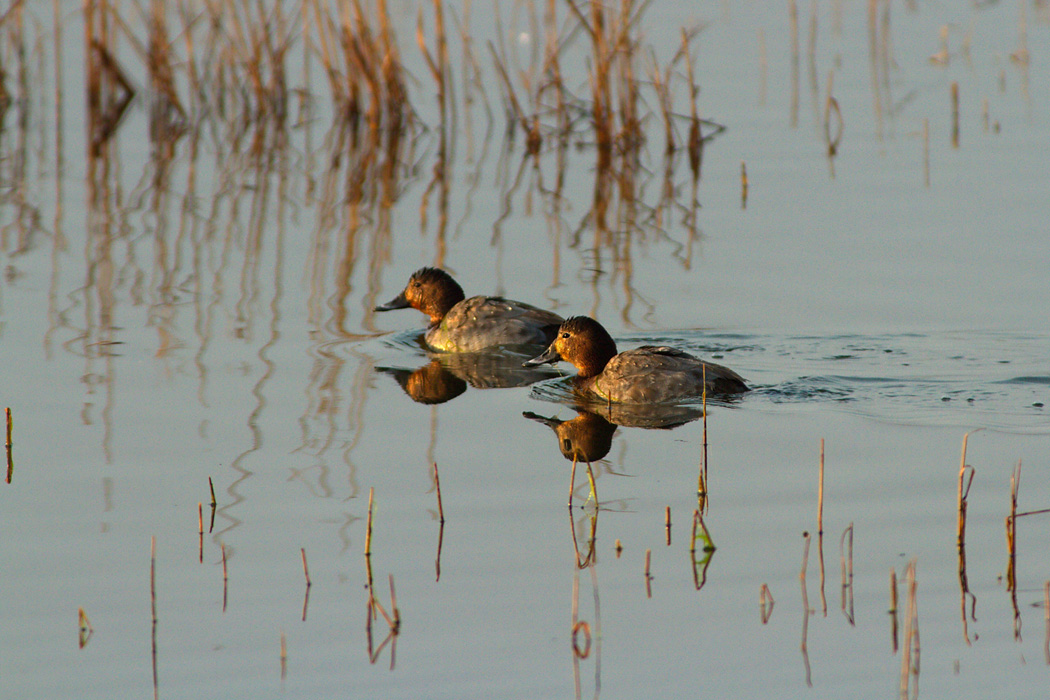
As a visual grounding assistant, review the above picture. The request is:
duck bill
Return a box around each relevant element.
[375,290,410,312]
[523,343,562,367]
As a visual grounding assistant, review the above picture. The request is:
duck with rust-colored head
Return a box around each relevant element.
[375,267,563,353]
[525,316,749,402]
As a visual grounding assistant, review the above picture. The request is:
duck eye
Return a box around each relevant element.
[561,332,570,339]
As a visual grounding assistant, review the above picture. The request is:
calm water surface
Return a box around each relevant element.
[1,2,1048,699]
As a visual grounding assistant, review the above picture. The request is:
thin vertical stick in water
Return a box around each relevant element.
[280,631,287,681]
[301,548,311,587]
[697,366,709,514]
[568,455,578,508]
[365,487,375,556]
[839,523,854,625]
[799,532,812,687]
[197,503,203,564]
[1007,459,1022,639]
[5,407,12,484]
[899,560,920,700]
[760,584,775,624]
[740,161,748,209]
[817,440,827,617]
[665,506,672,546]
[956,430,978,644]
[150,536,158,699]
[432,462,444,522]
[78,606,94,648]
[817,439,825,534]
[889,568,899,654]
[221,542,228,613]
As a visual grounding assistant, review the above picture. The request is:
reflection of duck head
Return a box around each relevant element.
[524,409,617,463]
[377,361,466,404]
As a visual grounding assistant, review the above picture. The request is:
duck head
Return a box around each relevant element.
[375,267,466,324]
[524,316,618,378]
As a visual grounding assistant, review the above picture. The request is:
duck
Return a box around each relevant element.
[524,316,749,402]
[375,267,563,352]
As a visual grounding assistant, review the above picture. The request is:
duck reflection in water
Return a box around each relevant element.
[524,409,619,508]
[524,409,619,464]
[378,352,560,405]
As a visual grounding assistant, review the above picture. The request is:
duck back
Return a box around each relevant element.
[425,296,562,352]
[590,346,749,403]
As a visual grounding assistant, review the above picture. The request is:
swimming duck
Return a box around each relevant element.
[375,267,563,353]
[524,316,749,402]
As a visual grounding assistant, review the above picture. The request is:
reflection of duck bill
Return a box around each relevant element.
[377,363,466,405]
[524,410,617,463]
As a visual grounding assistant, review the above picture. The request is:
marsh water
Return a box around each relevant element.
[1,1,1049,698]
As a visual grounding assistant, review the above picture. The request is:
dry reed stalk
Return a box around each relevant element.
[5,407,12,484]
[681,29,702,178]
[816,441,826,618]
[78,606,94,648]
[487,39,527,135]
[208,477,217,507]
[280,631,287,681]
[434,516,445,582]
[899,560,920,700]
[432,462,444,523]
[890,567,899,653]
[839,523,854,624]
[572,620,592,658]
[614,539,622,558]
[365,486,375,556]
[151,537,158,696]
[950,81,959,149]
[692,367,709,510]
[541,0,567,138]
[956,431,977,643]
[197,502,203,564]
[759,584,775,624]
[817,438,825,534]
[416,0,447,127]
[150,536,157,623]
[147,0,187,134]
[824,71,843,158]
[664,506,671,546]
[568,455,578,508]
[310,0,341,104]
[301,548,311,587]
[221,542,228,612]
[648,51,674,153]
[799,532,812,687]
[740,161,748,209]
[1005,460,1021,595]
